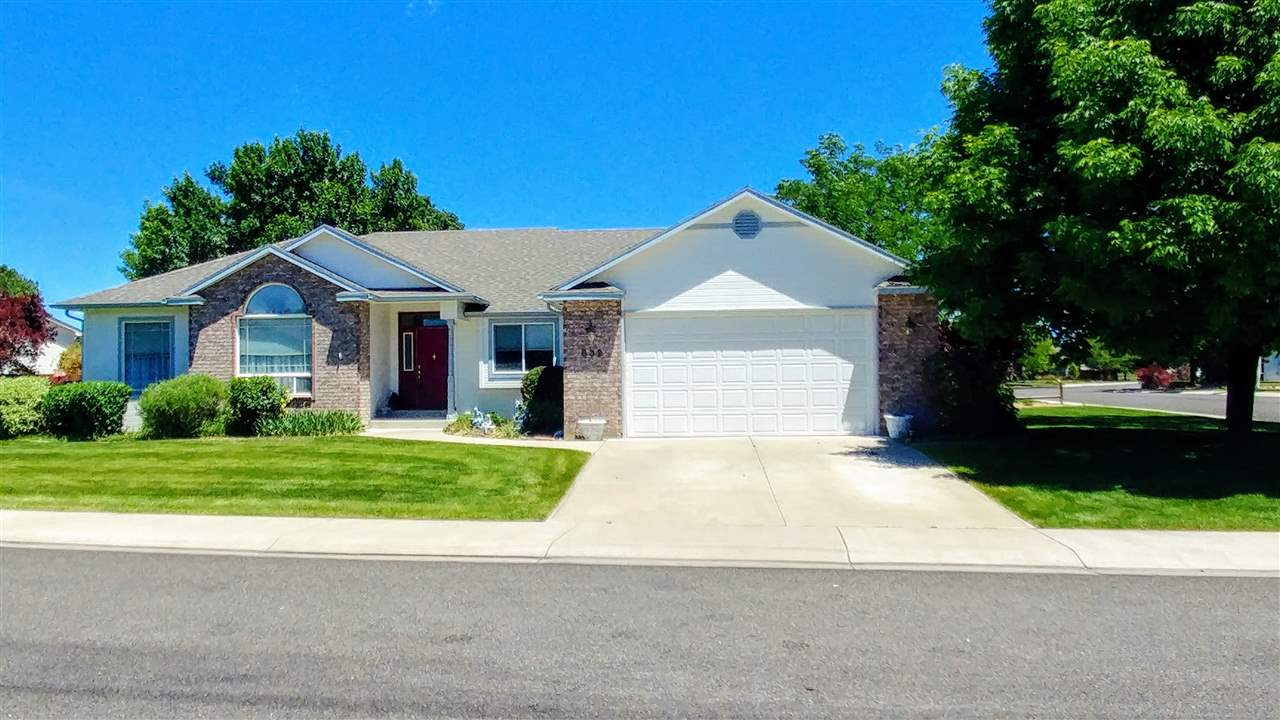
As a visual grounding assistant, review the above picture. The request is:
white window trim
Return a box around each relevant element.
[489,321,556,376]
[235,285,314,398]
[480,317,559,388]
[401,332,414,372]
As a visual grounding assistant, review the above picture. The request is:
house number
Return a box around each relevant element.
[580,347,604,358]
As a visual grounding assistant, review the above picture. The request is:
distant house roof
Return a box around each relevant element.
[53,228,660,314]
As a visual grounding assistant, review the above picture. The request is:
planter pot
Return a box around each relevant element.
[576,417,607,441]
[883,413,913,441]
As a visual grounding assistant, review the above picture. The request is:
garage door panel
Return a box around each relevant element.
[625,311,875,436]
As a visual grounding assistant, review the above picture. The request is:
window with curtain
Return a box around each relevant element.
[123,320,173,391]
[237,284,312,395]
[491,322,555,373]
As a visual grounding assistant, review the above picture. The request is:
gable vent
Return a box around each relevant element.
[732,210,762,239]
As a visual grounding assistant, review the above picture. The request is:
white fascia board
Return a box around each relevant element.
[552,187,907,291]
[335,291,490,306]
[284,224,465,293]
[179,245,367,295]
[537,289,625,302]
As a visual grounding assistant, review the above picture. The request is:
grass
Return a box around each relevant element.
[916,406,1280,530]
[0,435,589,520]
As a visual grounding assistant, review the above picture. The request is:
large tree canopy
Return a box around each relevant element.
[121,130,462,280]
[775,134,936,260]
[0,265,54,375]
[916,0,1280,433]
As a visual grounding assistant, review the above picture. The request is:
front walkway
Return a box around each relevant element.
[550,436,1027,528]
[2,509,1276,576]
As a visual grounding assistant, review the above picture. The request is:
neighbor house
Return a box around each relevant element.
[34,315,81,376]
[54,189,939,438]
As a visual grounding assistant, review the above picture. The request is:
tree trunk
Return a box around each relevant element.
[1224,347,1259,436]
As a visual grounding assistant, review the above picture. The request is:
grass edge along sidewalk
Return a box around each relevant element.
[916,405,1279,531]
[0,435,589,521]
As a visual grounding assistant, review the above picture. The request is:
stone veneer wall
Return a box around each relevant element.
[561,299,624,438]
[187,254,371,420]
[877,291,942,435]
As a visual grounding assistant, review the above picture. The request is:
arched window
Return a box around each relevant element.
[237,284,312,395]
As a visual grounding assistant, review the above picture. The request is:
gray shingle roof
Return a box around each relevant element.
[54,228,660,313]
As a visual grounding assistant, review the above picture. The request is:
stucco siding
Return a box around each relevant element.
[81,307,189,383]
[35,324,79,375]
[597,196,901,313]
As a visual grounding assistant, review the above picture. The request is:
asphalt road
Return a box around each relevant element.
[1015,382,1280,423]
[2,548,1278,719]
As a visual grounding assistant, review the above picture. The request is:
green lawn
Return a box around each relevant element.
[0,436,589,520]
[916,406,1280,530]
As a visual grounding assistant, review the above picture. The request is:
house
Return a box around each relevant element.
[1263,353,1280,383]
[53,189,940,438]
[34,315,81,376]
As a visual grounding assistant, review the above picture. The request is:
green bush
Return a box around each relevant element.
[138,374,226,438]
[519,365,563,435]
[444,410,475,435]
[923,329,1017,438]
[0,376,49,438]
[57,338,82,382]
[41,380,131,439]
[256,409,364,437]
[226,376,288,435]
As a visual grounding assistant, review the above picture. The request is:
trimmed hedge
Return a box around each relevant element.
[139,374,226,438]
[519,365,563,435]
[0,376,49,438]
[41,380,131,439]
[256,410,364,437]
[226,376,289,436]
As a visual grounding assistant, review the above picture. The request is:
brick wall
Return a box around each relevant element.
[188,254,371,420]
[877,291,941,435]
[561,299,623,438]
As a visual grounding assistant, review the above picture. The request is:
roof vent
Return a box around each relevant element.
[732,210,762,239]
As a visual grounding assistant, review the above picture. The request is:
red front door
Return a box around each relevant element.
[398,325,448,410]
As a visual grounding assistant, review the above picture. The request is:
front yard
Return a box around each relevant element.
[0,436,589,520]
[917,406,1280,530]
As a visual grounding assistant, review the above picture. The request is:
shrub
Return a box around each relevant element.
[0,376,49,437]
[519,365,563,435]
[443,409,523,439]
[923,328,1018,437]
[1136,363,1174,390]
[138,374,226,438]
[226,376,288,435]
[444,410,475,435]
[1065,362,1081,380]
[57,338,82,382]
[41,380,131,439]
[256,409,364,437]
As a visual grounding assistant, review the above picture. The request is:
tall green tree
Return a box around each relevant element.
[775,133,937,260]
[917,0,1280,434]
[121,130,462,280]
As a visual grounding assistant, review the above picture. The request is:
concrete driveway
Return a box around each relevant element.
[551,437,1027,529]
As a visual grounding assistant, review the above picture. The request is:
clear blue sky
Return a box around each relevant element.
[0,0,989,310]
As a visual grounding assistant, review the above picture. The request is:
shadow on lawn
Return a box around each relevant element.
[918,411,1280,501]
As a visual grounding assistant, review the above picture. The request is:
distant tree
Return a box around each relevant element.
[0,265,54,375]
[57,337,82,382]
[776,133,937,260]
[916,0,1280,435]
[121,130,462,280]
[1017,335,1059,378]
[1085,338,1138,381]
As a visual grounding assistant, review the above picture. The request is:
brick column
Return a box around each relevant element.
[877,290,941,435]
[561,300,623,438]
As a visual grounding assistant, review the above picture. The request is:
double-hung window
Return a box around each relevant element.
[491,322,555,373]
[237,284,313,395]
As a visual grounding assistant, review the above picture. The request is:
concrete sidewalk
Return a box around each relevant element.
[2,510,1276,577]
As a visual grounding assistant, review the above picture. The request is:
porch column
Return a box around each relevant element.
[561,299,624,438]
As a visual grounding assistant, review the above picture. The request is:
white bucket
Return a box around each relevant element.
[883,414,913,441]
[577,417,607,441]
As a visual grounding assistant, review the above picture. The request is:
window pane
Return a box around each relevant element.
[124,322,172,390]
[240,318,312,374]
[401,333,414,372]
[493,325,524,371]
[246,284,305,315]
[524,323,554,369]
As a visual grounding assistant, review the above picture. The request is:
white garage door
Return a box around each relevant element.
[624,310,876,436]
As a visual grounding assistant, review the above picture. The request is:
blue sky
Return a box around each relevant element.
[0,1,989,310]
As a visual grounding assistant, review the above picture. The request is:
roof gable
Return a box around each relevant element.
[284,225,463,292]
[553,188,906,291]
[180,245,367,295]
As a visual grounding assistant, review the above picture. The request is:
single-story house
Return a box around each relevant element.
[54,189,939,438]
[34,315,81,376]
